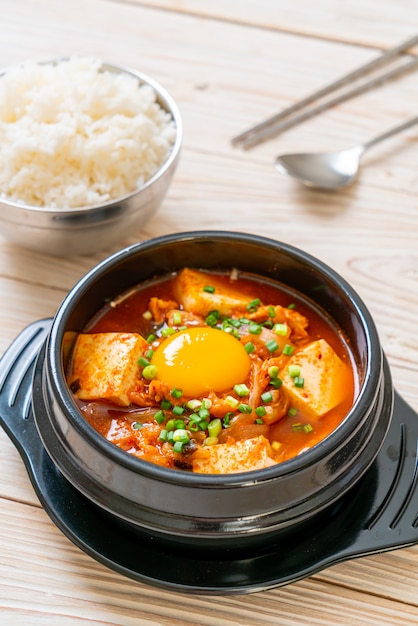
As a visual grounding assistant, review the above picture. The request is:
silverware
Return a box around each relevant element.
[275,114,418,189]
[232,33,418,149]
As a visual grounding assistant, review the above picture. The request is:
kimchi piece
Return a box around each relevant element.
[67,268,356,473]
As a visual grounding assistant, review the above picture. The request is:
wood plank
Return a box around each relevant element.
[125,0,418,49]
[1,498,418,625]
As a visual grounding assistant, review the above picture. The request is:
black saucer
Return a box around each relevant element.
[1,320,418,594]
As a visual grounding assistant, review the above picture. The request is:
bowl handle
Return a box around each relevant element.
[0,319,52,481]
[335,389,418,560]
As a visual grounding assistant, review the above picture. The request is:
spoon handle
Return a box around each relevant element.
[364,114,418,150]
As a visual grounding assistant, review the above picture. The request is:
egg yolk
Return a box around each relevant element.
[151,327,251,397]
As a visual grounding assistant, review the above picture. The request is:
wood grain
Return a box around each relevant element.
[1,0,418,624]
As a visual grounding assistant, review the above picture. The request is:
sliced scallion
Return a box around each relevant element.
[234,383,250,397]
[142,364,157,380]
[246,298,261,313]
[266,339,279,353]
[273,323,288,336]
[261,391,273,404]
[288,364,300,378]
[226,395,239,409]
[172,312,182,325]
[249,322,262,335]
[282,344,295,356]
[238,403,252,414]
[244,341,255,354]
[154,410,165,425]
[208,418,222,438]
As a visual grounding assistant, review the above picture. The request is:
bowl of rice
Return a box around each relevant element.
[0,57,182,256]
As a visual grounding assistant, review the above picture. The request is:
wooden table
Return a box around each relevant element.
[1,1,418,623]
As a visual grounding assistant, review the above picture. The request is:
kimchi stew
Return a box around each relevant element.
[66,268,357,474]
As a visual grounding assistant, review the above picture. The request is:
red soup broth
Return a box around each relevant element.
[68,270,358,470]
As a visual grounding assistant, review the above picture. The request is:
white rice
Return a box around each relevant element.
[0,57,176,208]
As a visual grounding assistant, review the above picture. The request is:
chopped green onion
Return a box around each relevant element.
[186,399,202,411]
[199,419,209,430]
[188,421,199,432]
[146,333,156,343]
[142,310,152,321]
[282,344,295,356]
[166,419,176,431]
[158,429,168,442]
[234,383,250,397]
[161,327,176,337]
[255,406,267,417]
[226,395,239,409]
[266,339,279,353]
[246,298,261,313]
[173,429,190,444]
[201,398,212,409]
[238,403,252,414]
[173,441,185,453]
[154,410,165,425]
[291,423,303,431]
[172,312,182,325]
[268,305,276,318]
[142,364,157,380]
[178,326,188,331]
[138,356,150,367]
[171,387,183,399]
[270,377,283,388]
[288,303,296,309]
[239,317,250,324]
[203,436,218,446]
[223,326,235,337]
[132,421,143,430]
[294,376,305,388]
[167,431,174,443]
[172,405,185,416]
[288,364,301,378]
[268,365,279,378]
[205,312,219,326]
[203,285,215,293]
[244,341,255,354]
[273,323,288,336]
[288,407,298,417]
[261,391,273,404]
[208,418,222,438]
[161,400,172,410]
[223,413,232,427]
[174,419,185,429]
[145,349,155,360]
[254,418,264,425]
[249,323,262,335]
[198,408,210,420]
[304,423,314,433]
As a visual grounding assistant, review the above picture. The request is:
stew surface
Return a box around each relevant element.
[67,268,357,473]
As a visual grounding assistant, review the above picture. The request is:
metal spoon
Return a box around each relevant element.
[275,115,418,190]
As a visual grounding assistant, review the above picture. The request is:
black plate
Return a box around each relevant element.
[0,320,418,595]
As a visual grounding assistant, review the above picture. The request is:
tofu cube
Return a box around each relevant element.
[280,339,350,419]
[173,268,250,317]
[68,332,148,406]
[191,435,276,474]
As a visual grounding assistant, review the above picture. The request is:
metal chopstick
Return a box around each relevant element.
[238,55,418,149]
[232,33,418,149]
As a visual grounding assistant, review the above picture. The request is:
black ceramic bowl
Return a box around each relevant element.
[32,231,393,550]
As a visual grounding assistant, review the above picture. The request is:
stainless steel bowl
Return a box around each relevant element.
[0,61,182,256]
